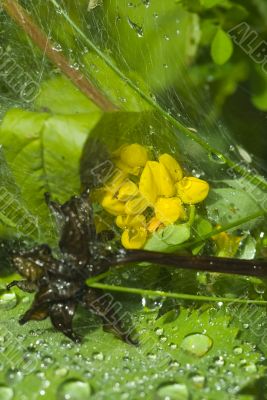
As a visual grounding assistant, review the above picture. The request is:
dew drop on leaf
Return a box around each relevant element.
[127,18,144,37]
[213,356,225,367]
[92,351,104,361]
[191,374,206,388]
[233,346,243,355]
[54,367,68,378]
[0,292,17,310]
[156,383,189,400]
[180,333,213,357]
[57,379,91,400]
[5,368,24,385]
[155,328,164,336]
[208,152,226,164]
[0,386,14,400]
[244,362,257,373]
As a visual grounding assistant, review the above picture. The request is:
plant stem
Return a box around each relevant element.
[175,209,266,252]
[2,0,117,112]
[50,0,267,191]
[87,282,267,305]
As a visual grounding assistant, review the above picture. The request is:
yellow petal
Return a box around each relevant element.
[121,227,147,249]
[105,170,128,195]
[125,196,148,215]
[158,163,176,197]
[155,197,185,225]
[139,161,159,204]
[176,177,209,204]
[212,231,242,258]
[116,214,146,229]
[139,161,175,204]
[120,143,148,167]
[114,159,141,176]
[101,192,125,216]
[117,180,139,202]
[159,153,183,182]
[147,216,162,233]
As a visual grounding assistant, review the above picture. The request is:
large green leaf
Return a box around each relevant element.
[0,73,102,242]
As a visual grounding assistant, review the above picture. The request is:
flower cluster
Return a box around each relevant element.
[97,144,210,249]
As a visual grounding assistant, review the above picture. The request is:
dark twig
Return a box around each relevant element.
[111,250,267,278]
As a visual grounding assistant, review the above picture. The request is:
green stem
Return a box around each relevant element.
[87,282,267,305]
[176,209,266,251]
[50,0,267,191]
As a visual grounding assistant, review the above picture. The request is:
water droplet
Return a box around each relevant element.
[0,292,17,310]
[55,367,68,378]
[233,346,243,355]
[159,335,167,343]
[127,18,143,37]
[254,283,265,294]
[57,379,91,400]
[0,386,14,400]
[142,0,150,7]
[214,356,225,367]
[155,328,164,336]
[5,368,23,385]
[156,383,189,400]
[147,352,157,360]
[237,146,252,163]
[52,43,63,52]
[191,374,205,388]
[70,63,80,71]
[92,351,104,361]
[244,362,257,373]
[180,333,213,357]
[208,152,226,164]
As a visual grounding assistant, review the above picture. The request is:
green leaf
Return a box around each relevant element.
[200,0,231,9]
[0,108,100,241]
[0,149,38,239]
[145,223,191,252]
[251,67,267,111]
[1,272,266,400]
[211,28,234,65]
[35,76,99,114]
[206,186,262,228]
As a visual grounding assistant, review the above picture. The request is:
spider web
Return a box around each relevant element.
[0,0,266,169]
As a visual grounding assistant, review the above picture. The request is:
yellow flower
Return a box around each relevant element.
[125,196,148,215]
[155,197,185,225]
[113,143,148,176]
[114,159,141,176]
[96,143,210,250]
[159,153,183,182]
[139,161,175,204]
[120,143,148,167]
[105,170,128,196]
[176,177,209,204]
[116,214,146,229]
[100,192,125,216]
[139,161,159,204]
[212,231,242,257]
[121,227,147,249]
[117,180,139,201]
[147,216,162,233]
